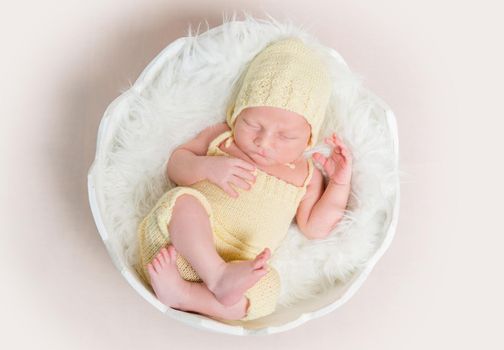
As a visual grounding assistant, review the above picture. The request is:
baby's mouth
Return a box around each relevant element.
[253,152,268,160]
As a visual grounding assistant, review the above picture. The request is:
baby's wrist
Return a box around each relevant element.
[328,178,350,186]
[197,155,212,176]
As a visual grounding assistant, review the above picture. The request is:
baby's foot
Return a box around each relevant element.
[208,248,271,306]
[214,296,250,321]
[147,245,191,310]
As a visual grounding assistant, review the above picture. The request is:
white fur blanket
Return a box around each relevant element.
[99,14,398,308]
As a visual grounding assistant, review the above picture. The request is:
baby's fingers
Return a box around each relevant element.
[222,181,239,198]
[340,147,352,160]
[230,175,252,191]
[324,137,336,146]
[234,167,256,183]
[234,158,256,172]
[331,134,349,150]
[313,152,328,166]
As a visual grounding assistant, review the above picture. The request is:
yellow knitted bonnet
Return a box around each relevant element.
[225,37,332,150]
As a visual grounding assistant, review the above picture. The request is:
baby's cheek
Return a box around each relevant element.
[276,147,299,161]
[235,129,253,142]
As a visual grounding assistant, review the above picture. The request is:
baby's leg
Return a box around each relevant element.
[148,245,249,321]
[168,194,271,306]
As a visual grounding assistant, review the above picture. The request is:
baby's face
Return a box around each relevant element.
[233,106,311,166]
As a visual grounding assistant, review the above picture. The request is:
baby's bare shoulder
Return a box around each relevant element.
[175,121,230,156]
[199,121,230,137]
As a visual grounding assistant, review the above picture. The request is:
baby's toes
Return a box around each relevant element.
[261,248,271,260]
[167,245,177,262]
[160,247,170,263]
[151,258,162,272]
[253,267,268,277]
[253,257,264,269]
[147,263,156,275]
[155,250,167,266]
[253,254,268,269]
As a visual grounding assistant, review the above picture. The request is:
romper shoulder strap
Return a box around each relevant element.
[206,130,233,156]
[302,157,315,188]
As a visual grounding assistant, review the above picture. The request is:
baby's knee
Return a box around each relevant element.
[172,194,208,219]
[175,193,201,207]
[168,193,214,238]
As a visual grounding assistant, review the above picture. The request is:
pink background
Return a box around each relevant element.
[1,0,501,348]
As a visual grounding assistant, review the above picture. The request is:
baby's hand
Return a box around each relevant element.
[312,133,352,185]
[205,156,257,198]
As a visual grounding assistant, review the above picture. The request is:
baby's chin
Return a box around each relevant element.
[249,151,271,164]
[249,152,295,167]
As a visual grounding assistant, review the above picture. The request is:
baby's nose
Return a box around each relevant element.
[255,136,273,149]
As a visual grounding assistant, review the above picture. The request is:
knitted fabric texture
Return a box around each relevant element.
[136,130,315,321]
[226,37,333,149]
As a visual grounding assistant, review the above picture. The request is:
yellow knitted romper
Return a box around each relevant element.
[136,130,315,321]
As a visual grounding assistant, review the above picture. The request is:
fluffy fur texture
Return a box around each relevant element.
[99,13,398,308]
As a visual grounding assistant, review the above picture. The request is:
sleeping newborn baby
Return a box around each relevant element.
[135,37,353,322]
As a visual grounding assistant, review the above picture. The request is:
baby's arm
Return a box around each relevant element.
[166,122,230,185]
[296,170,351,239]
[296,133,352,239]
